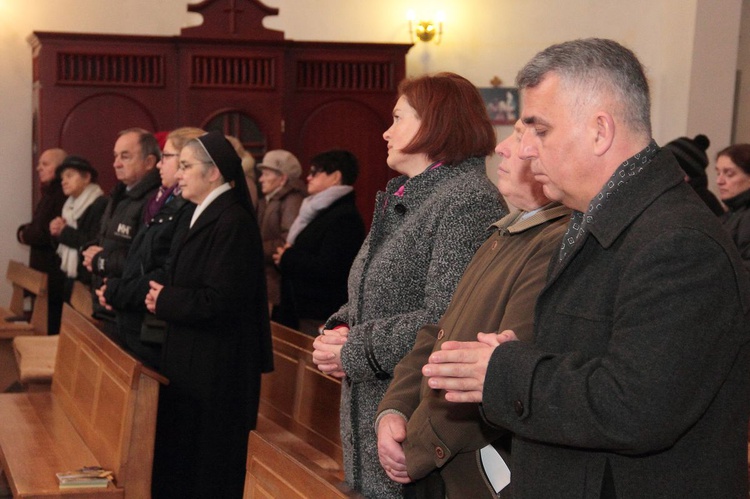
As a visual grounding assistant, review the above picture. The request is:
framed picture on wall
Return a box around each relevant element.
[479,87,519,125]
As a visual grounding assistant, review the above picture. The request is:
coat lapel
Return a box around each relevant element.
[172,190,237,262]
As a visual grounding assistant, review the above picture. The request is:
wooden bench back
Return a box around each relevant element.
[53,304,166,496]
[69,280,94,319]
[4,260,48,334]
[259,322,343,463]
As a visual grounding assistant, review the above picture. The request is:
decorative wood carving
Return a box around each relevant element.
[28,2,411,225]
[182,0,284,41]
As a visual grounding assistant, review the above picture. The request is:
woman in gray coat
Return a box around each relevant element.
[313,72,506,499]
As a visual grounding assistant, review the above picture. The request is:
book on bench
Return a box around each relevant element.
[56,466,113,489]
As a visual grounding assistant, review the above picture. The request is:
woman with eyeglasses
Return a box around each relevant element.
[96,127,204,368]
[272,149,366,335]
[145,130,273,499]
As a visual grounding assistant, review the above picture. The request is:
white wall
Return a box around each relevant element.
[0,0,745,304]
[736,0,750,143]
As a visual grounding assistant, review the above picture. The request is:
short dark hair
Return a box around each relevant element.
[398,72,496,165]
[717,144,750,175]
[516,38,652,137]
[311,150,359,185]
[118,127,161,162]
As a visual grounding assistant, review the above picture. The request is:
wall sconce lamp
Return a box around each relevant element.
[407,10,444,44]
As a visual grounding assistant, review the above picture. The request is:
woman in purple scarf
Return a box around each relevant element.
[97,127,204,367]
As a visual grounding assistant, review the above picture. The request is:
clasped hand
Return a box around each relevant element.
[422,330,518,403]
[145,281,164,314]
[49,217,66,237]
[377,413,411,484]
[272,243,291,266]
[81,245,103,272]
[312,327,349,378]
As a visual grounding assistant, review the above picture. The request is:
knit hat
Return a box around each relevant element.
[55,155,98,183]
[663,134,710,179]
[257,149,302,178]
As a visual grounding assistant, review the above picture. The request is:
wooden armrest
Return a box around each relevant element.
[12,335,58,384]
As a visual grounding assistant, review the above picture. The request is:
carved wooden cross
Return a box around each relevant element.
[223,0,245,34]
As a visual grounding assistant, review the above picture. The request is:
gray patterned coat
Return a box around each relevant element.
[325,157,506,498]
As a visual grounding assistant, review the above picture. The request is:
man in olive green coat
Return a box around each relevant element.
[376,120,569,497]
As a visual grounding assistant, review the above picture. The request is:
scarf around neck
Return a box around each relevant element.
[144,184,177,224]
[57,183,104,277]
[286,185,353,245]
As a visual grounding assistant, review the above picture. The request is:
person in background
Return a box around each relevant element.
[224,135,259,210]
[256,149,306,314]
[663,134,724,215]
[49,156,107,300]
[273,149,366,335]
[145,131,273,498]
[423,38,750,498]
[312,72,507,498]
[376,121,570,498]
[81,128,161,335]
[17,147,68,334]
[96,127,204,368]
[716,143,750,270]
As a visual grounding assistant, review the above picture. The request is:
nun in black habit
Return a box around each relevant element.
[146,131,273,498]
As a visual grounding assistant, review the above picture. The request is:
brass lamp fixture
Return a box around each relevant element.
[407,10,444,44]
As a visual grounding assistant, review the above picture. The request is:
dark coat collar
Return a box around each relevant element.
[112,168,161,200]
[184,188,240,241]
[587,148,684,249]
[724,187,750,212]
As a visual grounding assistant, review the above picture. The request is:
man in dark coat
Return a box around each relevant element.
[17,147,68,334]
[82,128,161,335]
[424,38,750,498]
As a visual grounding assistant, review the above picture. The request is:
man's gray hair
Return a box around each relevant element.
[118,127,161,162]
[516,38,651,137]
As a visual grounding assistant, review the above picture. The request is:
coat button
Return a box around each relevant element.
[394,203,407,214]
[514,400,524,416]
[437,329,445,340]
[435,446,445,459]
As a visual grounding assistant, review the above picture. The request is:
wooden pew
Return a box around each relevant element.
[244,322,364,498]
[0,303,167,498]
[12,281,95,390]
[0,260,48,338]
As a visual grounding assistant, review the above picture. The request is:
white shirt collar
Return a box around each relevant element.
[190,183,232,228]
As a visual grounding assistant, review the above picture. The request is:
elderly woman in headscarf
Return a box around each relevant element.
[145,130,273,499]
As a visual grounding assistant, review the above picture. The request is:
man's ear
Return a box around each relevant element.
[593,112,615,156]
[146,154,158,169]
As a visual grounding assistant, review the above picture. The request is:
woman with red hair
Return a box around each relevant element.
[313,72,507,498]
